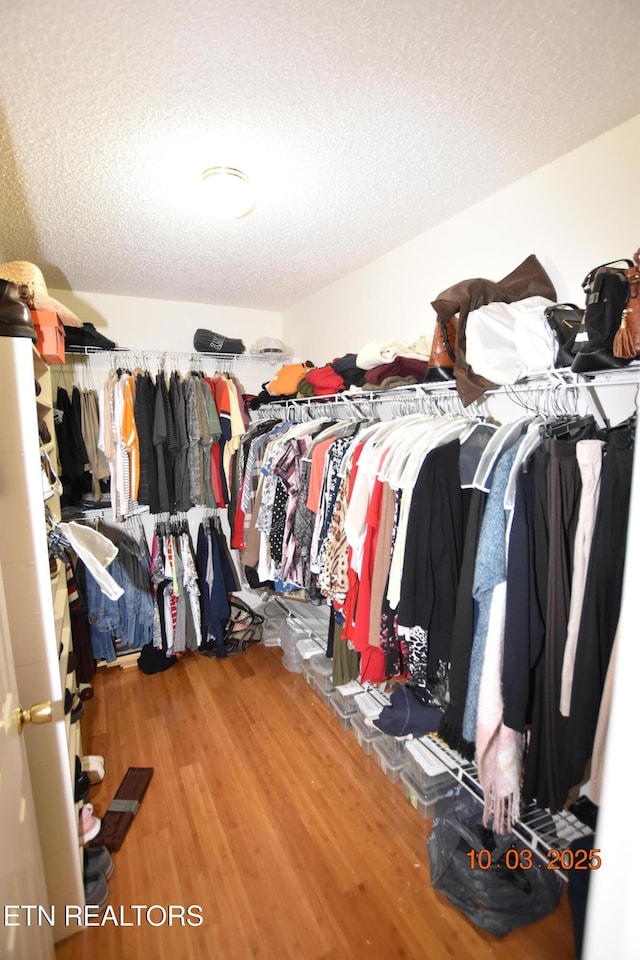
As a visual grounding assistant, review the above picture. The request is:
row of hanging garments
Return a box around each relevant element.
[54,378,110,508]
[49,515,156,664]
[233,393,635,825]
[150,513,242,659]
[54,357,250,520]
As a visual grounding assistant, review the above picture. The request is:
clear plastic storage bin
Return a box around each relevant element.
[353,688,390,723]
[281,648,303,673]
[399,768,454,819]
[372,737,407,784]
[330,692,354,730]
[314,685,332,709]
[331,682,362,716]
[404,739,454,792]
[377,733,408,764]
[309,655,335,695]
[350,713,383,755]
[302,658,315,686]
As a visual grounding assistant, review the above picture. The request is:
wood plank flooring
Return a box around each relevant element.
[55,645,576,960]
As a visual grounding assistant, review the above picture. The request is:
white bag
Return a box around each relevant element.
[465,296,556,385]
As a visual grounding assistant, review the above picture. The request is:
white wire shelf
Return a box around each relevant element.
[422,733,594,878]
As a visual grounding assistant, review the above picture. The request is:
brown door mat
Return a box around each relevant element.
[88,767,153,852]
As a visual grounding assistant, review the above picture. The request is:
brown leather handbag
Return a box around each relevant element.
[424,317,457,382]
[613,248,640,359]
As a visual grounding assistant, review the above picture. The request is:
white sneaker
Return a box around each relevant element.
[82,755,105,784]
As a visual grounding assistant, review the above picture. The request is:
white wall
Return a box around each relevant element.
[283,114,640,363]
[49,288,282,355]
[48,288,284,393]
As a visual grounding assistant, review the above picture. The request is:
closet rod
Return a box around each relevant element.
[64,346,297,364]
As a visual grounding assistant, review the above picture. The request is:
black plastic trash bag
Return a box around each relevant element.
[427,789,562,937]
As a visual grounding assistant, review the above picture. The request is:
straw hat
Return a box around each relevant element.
[0,261,82,327]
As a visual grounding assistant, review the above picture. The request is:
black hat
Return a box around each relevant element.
[193,328,245,355]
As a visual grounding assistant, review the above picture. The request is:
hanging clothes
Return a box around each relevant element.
[150,518,204,656]
[77,521,154,662]
[196,515,241,657]
[55,385,91,505]
[234,399,635,821]
[170,371,191,512]
[135,371,161,514]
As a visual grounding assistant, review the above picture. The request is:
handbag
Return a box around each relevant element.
[223,597,264,655]
[571,258,633,373]
[613,248,640,359]
[543,303,584,367]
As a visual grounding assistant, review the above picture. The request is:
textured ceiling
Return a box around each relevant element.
[0,0,638,311]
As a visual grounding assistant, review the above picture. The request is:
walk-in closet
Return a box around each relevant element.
[1,3,639,959]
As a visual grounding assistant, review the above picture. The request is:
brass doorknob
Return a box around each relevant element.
[17,700,52,733]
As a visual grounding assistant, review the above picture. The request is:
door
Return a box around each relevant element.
[0,337,84,946]
[0,559,54,960]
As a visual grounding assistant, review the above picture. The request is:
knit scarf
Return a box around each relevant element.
[476,581,524,834]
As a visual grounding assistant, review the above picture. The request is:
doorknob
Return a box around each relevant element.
[17,700,52,733]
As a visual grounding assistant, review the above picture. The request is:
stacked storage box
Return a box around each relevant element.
[296,636,326,687]
[353,688,391,724]
[280,617,308,673]
[400,739,456,818]
[256,596,289,647]
[350,713,383,755]
[309,655,335,706]
[329,681,363,729]
[372,735,408,784]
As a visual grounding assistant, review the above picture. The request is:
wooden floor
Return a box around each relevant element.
[55,645,576,960]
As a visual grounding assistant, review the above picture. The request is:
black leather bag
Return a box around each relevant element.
[544,303,584,368]
[571,259,633,373]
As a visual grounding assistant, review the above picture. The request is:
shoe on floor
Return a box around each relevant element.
[82,755,105,784]
[78,803,101,844]
[85,845,114,880]
[64,689,84,723]
[70,693,84,724]
[84,869,110,912]
[74,756,90,804]
[79,682,94,701]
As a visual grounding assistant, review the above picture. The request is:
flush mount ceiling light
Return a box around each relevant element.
[201,166,255,220]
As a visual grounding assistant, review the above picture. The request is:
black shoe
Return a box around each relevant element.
[74,755,90,804]
[66,691,84,724]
